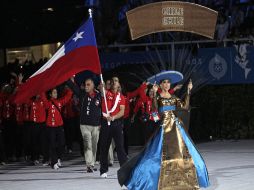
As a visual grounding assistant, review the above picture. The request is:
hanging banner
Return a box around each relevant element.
[100,44,254,85]
[126,1,218,40]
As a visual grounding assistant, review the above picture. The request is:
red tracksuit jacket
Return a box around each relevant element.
[30,99,46,123]
[62,96,79,119]
[22,103,30,122]
[2,94,15,120]
[41,89,73,127]
[123,84,145,119]
[15,103,24,125]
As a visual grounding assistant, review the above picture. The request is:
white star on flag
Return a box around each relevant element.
[73,31,84,42]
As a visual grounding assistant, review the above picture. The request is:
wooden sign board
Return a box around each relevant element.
[126,1,218,40]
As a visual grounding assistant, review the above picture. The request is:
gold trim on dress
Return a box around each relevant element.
[157,96,199,190]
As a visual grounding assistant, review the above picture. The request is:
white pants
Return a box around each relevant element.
[80,125,99,167]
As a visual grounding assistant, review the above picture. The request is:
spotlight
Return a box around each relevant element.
[47,8,54,12]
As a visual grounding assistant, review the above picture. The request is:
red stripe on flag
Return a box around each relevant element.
[15,46,101,103]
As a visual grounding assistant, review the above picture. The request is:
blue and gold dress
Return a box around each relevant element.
[118,94,209,190]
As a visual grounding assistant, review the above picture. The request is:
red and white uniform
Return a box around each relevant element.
[102,90,125,118]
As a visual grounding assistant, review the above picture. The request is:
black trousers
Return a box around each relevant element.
[96,133,101,162]
[40,124,49,163]
[144,120,158,143]
[23,121,32,158]
[2,119,16,159]
[123,118,131,155]
[47,126,65,167]
[100,119,127,174]
[0,129,6,162]
[15,124,24,159]
[63,118,75,150]
[73,117,83,156]
[67,116,83,155]
[31,123,43,161]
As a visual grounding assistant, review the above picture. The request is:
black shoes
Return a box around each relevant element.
[87,166,98,173]
[87,166,94,173]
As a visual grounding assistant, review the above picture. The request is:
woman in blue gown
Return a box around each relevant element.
[118,71,209,190]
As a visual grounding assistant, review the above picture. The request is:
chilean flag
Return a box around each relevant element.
[15,18,101,103]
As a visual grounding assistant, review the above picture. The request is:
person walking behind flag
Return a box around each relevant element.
[41,87,72,170]
[67,76,101,173]
[22,102,31,162]
[29,95,47,165]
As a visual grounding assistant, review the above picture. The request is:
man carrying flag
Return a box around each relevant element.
[99,76,128,178]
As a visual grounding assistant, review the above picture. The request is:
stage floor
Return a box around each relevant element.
[0,140,254,190]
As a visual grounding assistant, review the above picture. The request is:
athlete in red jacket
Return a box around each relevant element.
[41,88,72,169]
[2,92,16,160]
[30,97,46,123]
[22,103,31,161]
[14,103,24,160]
[28,95,47,165]
[62,93,80,154]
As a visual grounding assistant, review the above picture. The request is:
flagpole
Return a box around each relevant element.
[89,8,110,126]
[100,74,111,126]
